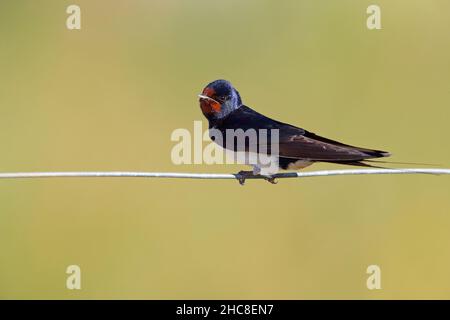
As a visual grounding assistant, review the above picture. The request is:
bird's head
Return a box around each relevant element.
[198,79,242,121]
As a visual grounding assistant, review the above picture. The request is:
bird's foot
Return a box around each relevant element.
[263,175,278,184]
[235,170,254,186]
[234,171,278,185]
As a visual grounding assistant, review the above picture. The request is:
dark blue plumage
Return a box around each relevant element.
[198,79,390,172]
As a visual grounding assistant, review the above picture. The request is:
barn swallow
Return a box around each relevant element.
[198,79,390,185]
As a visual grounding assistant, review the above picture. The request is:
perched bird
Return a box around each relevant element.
[198,79,390,184]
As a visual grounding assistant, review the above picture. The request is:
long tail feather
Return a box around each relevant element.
[326,161,389,169]
[364,159,441,166]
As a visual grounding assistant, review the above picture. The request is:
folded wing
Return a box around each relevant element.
[216,105,390,162]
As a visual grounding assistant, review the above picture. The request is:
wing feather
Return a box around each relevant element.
[215,105,389,161]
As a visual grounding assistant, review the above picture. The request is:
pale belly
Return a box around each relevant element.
[224,149,313,176]
[225,150,280,176]
[286,159,313,170]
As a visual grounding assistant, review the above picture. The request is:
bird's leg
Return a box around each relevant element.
[235,170,255,185]
[254,165,277,184]
[235,171,278,185]
[263,175,278,184]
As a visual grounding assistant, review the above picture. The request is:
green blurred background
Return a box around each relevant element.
[0,0,449,299]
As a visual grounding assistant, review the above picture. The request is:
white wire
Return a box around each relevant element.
[0,168,448,181]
